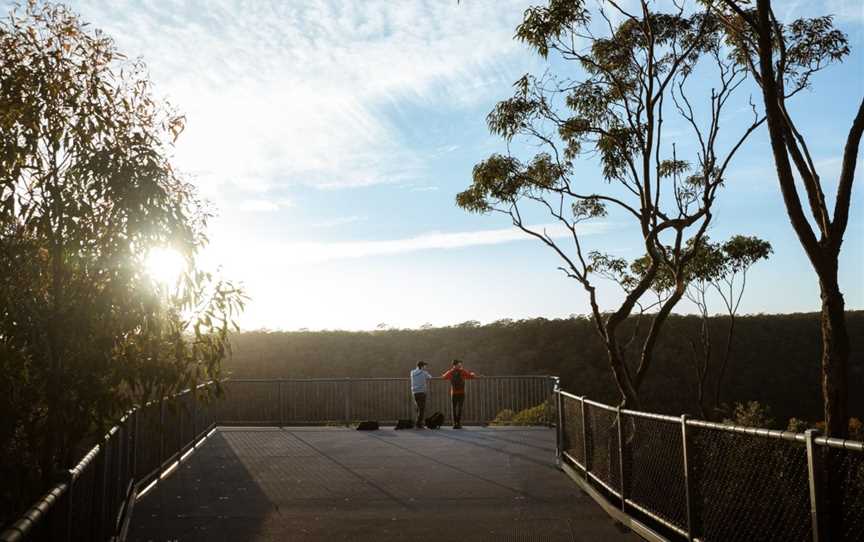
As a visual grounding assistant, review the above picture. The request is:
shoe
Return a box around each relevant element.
[454,424,462,429]
[416,424,425,429]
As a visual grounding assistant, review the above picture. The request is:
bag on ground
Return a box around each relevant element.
[395,419,414,430]
[425,412,445,429]
[356,420,379,431]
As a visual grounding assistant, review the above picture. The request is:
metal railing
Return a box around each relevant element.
[216,376,557,425]
[1,375,555,541]
[0,383,219,542]
[554,387,864,542]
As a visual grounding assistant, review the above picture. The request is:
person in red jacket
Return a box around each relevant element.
[441,359,477,429]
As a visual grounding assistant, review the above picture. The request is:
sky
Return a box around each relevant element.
[8,0,863,330]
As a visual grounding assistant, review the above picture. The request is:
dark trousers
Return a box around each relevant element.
[451,394,465,425]
[413,392,427,425]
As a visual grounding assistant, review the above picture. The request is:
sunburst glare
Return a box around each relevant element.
[145,247,186,287]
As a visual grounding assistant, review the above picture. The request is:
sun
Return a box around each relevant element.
[145,247,186,287]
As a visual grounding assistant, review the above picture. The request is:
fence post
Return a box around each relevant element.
[617,406,627,512]
[581,396,591,474]
[52,469,74,542]
[278,380,285,427]
[158,400,166,473]
[805,429,826,542]
[191,389,197,446]
[553,378,562,464]
[131,409,139,482]
[344,378,352,426]
[681,415,701,541]
[91,444,107,542]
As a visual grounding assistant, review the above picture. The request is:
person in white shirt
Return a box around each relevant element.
[410,361,433,428]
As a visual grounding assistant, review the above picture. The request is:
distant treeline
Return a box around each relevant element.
[227,312,864,424]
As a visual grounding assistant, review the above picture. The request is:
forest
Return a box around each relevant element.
[226,311,864,426]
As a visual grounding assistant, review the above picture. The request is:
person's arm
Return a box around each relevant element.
[441,368,453,380]
[463,369,478,379]
[423,370,433,380]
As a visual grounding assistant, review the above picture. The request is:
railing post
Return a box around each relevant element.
[681,415,702,541]
[553,378,562,463]
[131,409,139,482]
[617,406,627,512]
[581,396,591,474]
[52,469,74,542]
[91,444,107,541]
[278,379,285,427]
[158,399,166,473]
[344,377,352,426]
[805,429,826,542]
[191,389,197,446]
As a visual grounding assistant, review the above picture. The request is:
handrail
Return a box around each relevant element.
[1,381,219,542]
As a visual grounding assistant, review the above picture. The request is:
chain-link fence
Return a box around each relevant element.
[555,390,864,542]
[0,382,218,542]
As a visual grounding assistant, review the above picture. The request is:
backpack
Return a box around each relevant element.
[356,420,379,431]
[425,412,445,429]
[394,419,414,430]
[450,368,464,390]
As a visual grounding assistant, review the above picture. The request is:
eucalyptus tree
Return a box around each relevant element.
[457,0,764,408]
[708,0,863,439]
[681,235,772,418]
[0,0,243,504]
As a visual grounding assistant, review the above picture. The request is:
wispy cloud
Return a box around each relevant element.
[310,215,368,229]
[269,222,609,264]
[235,198,293,212]
[67,0,534,200]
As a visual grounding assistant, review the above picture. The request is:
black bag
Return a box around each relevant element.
[356,420,379,431]
[425,412,445,429]
[395,419,414,430]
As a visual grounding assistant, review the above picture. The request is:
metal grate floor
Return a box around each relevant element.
[128,427,636,541]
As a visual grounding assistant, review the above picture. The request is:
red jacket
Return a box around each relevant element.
[441,367,476,396]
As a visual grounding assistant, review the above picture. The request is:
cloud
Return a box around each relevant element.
[269,222,610,264]
[235,198,294,212]
[67,0,535,197]
[310,215,368,228]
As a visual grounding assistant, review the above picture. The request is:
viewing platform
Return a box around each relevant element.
[129,426,635,541]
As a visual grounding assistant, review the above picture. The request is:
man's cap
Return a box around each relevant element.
[417,361,428,367]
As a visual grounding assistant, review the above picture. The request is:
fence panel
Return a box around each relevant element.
[560,394,585,467]
[822,443,864,542]
[585,401,621,496]
[622,411,687,532]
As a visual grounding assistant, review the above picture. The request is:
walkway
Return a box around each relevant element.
[129,426,637,541]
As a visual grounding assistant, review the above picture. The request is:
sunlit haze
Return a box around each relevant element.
[22,0,862,331]
[145,248,186,288]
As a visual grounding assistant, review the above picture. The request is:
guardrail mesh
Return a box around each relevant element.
[585,403,621,494]
[624,413,687,530]
[831,446,864,540]
[561,395,585,466]
[557,392,864,542]
[690,426,812,541]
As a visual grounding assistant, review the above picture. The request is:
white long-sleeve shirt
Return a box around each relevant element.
[410,368,433,393]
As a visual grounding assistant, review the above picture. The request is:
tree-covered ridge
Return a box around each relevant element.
[227,311,864,425]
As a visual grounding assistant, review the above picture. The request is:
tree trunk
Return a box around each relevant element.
[819,268,850,439]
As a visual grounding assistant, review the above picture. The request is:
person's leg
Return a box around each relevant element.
[451,394,458,426]
[414,392,426,427]
[453,395,465,427]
